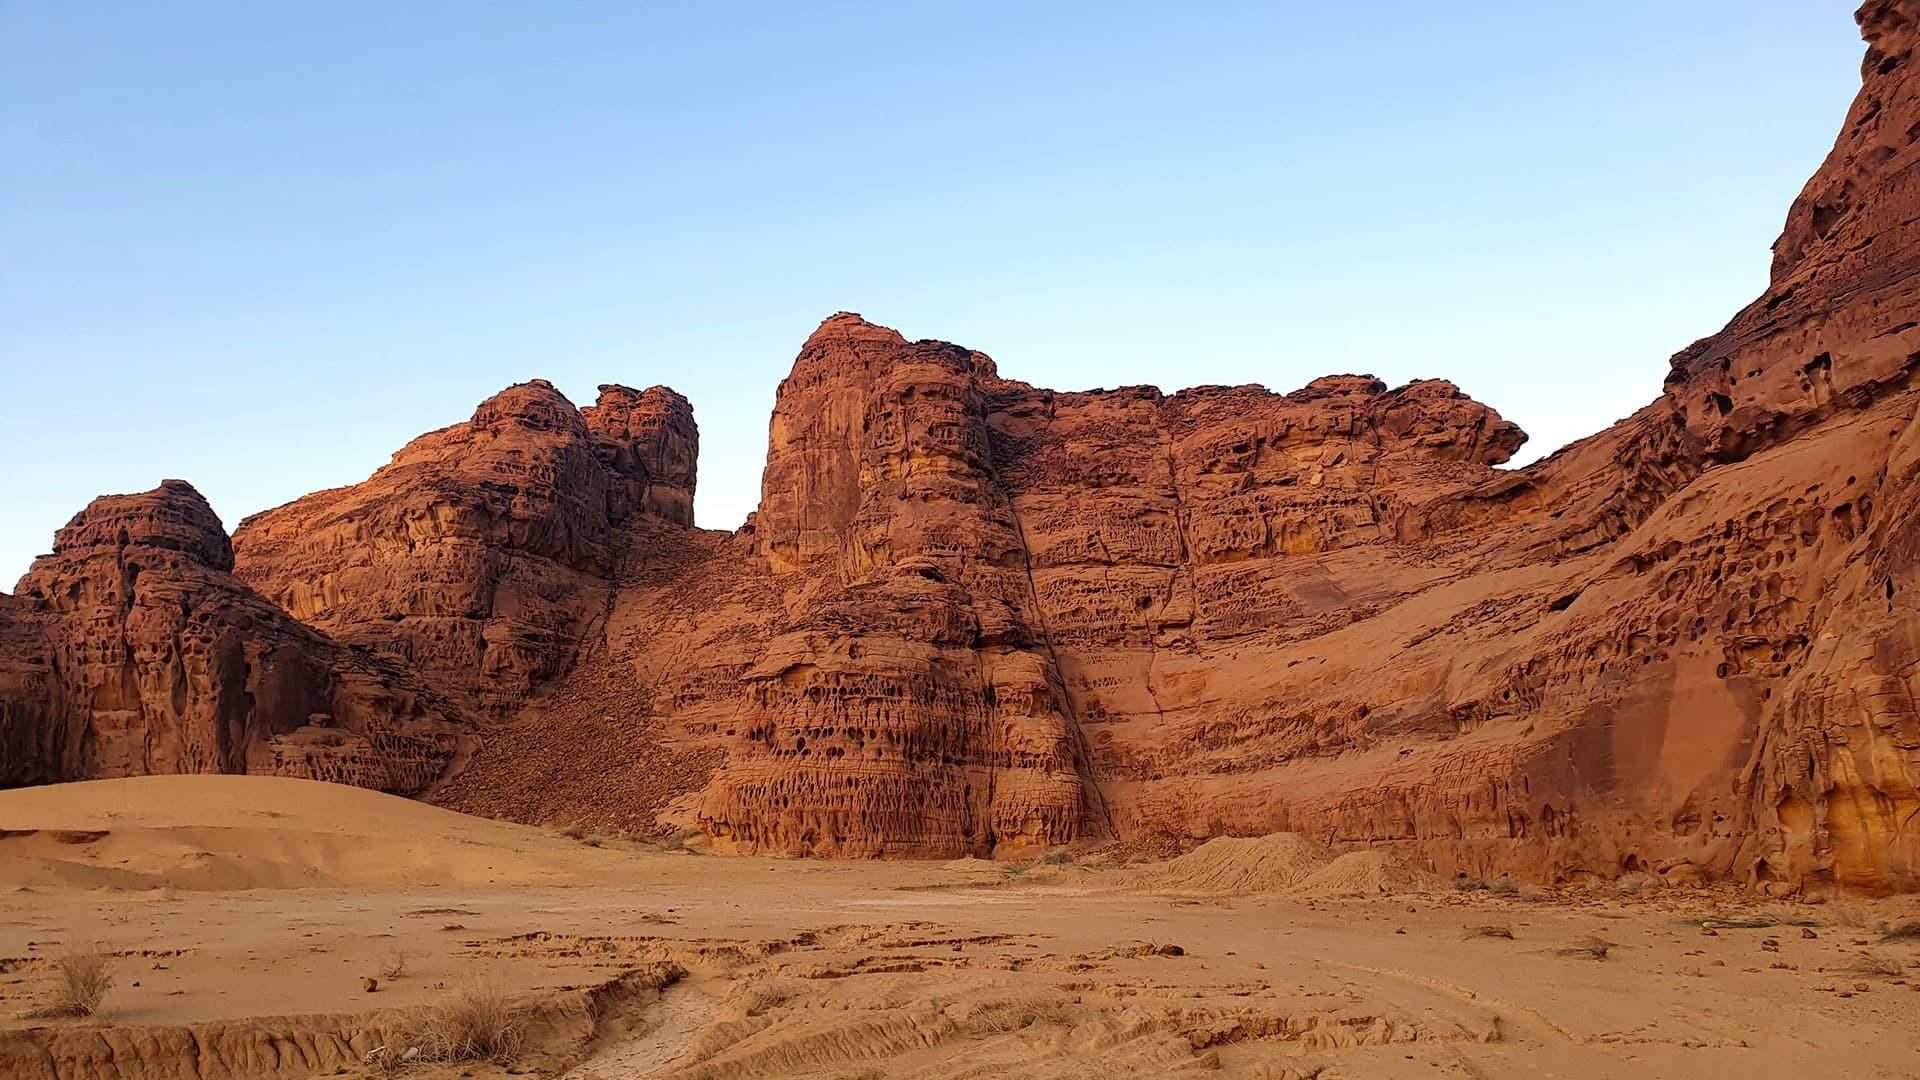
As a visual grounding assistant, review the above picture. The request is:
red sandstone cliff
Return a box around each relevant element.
[3,2,1918,893]
[229,380,696,714]
[0,481,466,792]
[666,0,1920,887]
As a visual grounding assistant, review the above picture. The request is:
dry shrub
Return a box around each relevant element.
[1828,901,1867,928]
[1555,935,1615,961]
[402,983,527,1065]
[1612,872,1658,897]
[1879,920,1920,942]
[24,944,114,1018]
[1453,875,1489,892]
[1842,952,1905,979]
[380,948,410,981]
[624,828,703,854]
[1701,909,1814,930]
[363,1043,415,1076]
[964,995,1070,1035]
[554,823,587,841]
[1487,876,1520,897]
[1465,925,1515,940]
[1758,904,1820,928]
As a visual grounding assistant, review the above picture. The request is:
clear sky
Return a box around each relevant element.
[0,2,1867,588]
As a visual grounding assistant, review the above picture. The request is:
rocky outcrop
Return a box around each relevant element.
[0,481,465,792]
[230,381,695,714]
[698,317,1101,856]
[584,383,700,528]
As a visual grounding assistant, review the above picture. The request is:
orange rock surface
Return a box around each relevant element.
[5,1,1920,891]
[229,379,695,714]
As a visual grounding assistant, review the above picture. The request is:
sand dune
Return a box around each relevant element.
[0,775,623,891]
[1119,832,1437,897]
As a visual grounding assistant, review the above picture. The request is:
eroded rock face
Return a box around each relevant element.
[698,317,1100,856]
[230,380,696,714]
[0,481,464,791]
[680,324,1531,858]
[584,383,699,527]
[670,3,1920,885]
[4,2,1918,892]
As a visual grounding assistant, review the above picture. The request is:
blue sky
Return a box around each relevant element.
[0,2,1866,587]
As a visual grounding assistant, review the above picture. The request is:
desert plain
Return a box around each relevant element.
[4,775,1920,1079]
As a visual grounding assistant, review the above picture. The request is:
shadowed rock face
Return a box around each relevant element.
[5,3,1920,891]
[0,481,466,791]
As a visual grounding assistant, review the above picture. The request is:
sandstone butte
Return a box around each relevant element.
[5,1,1920,895]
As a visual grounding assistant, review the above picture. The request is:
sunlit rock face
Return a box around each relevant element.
[685,0,1920,886]
[230,379,697,715]
[6,2,1920,893]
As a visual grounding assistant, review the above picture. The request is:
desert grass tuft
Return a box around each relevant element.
[1697,908,1815,930]
[1465,924,1515,939]
[23,944,114,1018]
[965,995,1071,1035]
[1555,935,1615,961]
[410,982,527,1063]
[380,947,410,981]
[1611,872,1658,897]
[1828,901,1869,928]
[1841,951,1905,979]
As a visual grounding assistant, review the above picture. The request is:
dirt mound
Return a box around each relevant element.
[1292,850,1437,897]
[1125,834,1335,895]
[0,775,635,892]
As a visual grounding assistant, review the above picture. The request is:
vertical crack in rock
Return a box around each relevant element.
[697,316,1099,856]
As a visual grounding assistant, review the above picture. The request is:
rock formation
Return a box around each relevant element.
[0,481,465,792]
[5,2,1919,891]
[229,380,696,714]
[700,318,1103,856]
[672,0,1920,887]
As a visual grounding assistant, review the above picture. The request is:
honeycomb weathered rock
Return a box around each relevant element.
[0,481,466,792]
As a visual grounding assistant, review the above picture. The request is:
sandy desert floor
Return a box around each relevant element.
[3,777,1920,1079]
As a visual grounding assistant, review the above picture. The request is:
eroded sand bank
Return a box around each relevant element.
[4,777,1919,1079]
